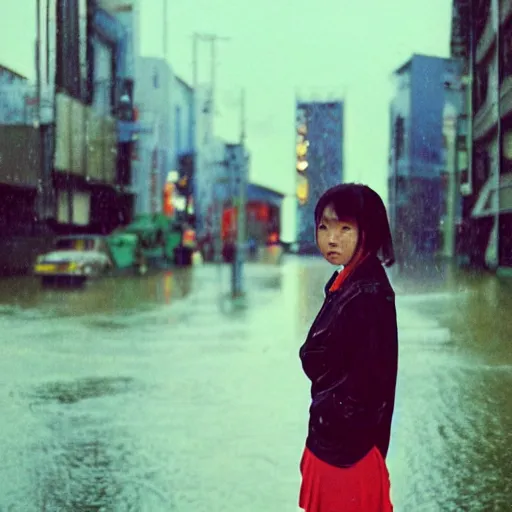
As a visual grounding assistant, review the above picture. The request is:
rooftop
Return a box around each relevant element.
[0,64,28,81]
[175,75,193,92]
[393,53,455,75]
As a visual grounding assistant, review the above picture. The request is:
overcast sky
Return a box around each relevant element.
[0,0,452,238]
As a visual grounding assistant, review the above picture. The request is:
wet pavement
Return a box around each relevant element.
[0,257,511,511]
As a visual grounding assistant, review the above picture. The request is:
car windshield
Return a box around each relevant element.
[55,238,96,251]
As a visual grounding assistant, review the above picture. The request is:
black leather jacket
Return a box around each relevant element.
[299,255,398,468]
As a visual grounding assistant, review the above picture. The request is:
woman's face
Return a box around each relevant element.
[317,204,359,266]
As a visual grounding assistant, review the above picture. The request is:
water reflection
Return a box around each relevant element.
[388,259,512,511]
[0,258,510,510]
[0,268,194,317]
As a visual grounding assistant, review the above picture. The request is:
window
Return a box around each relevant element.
[394,116,405,159]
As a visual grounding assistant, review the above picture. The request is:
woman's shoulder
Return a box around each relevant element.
[348,257,394,295]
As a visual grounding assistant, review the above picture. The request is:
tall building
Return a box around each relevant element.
[450,0,512,272]
[47,0,135,233]
[389,54,463,262]
[295,99,344,253]
[133,57,173,215]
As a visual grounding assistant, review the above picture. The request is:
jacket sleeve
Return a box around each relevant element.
[310,290,398,438]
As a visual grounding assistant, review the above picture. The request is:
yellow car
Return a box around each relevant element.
[34,235,113,286]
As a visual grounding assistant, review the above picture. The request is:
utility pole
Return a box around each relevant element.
[494,0,501,270]
[444,111,458,259]
[35,0,44,225]
[158,0,169,217]
[191,33,229,262]
[209,35,216,140]
[35,0,41,126]
[195,33,230,139]
[46,0,50,85]
[232,88,247,299]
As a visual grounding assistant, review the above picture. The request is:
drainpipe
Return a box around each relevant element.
[493,0,501,269]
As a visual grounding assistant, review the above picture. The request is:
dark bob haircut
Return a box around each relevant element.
[314,183,395,267]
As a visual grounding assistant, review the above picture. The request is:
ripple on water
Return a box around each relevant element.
[27,376,138,405]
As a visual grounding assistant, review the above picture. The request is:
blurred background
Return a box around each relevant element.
[0,0,511,510]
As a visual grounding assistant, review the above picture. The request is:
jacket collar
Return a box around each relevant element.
[330,254,388,293]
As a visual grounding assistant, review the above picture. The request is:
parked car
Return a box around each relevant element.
[33,235,114,286]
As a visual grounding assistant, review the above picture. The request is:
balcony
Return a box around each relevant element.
[474,96,499,140]
[500,75,512,116]
[476,10,496,64]
[501,172,512,211]
[501,0,512,23]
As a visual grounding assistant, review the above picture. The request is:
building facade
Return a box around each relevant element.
[47,0,135,234]
[295,99,344,253]
[171,76,195,221]
[133,56,195,220]
[133,57,173,216]
[245,184,284,245]
[0,65,53,237]
[0,0,135,272]
[99,0,141,213]
[389,54,463,262]
[450,0,512,272]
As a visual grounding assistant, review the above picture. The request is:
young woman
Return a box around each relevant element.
[299,183,398,512]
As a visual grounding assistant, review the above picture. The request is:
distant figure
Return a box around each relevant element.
[248,238,257,260]
[222,237,236,263]
[298,183,398,511]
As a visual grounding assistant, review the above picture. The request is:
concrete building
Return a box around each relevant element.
[169,76,194,222]
[389,54,463,262]
[295,98,344,253]
[0,64,53,236]
[245,184,284,245]
[133,57,173,215]
[132,57,195,220]
[99,0,141,215]
[46,0,135,234]
[450,0,512,273]
[0,0,135,272]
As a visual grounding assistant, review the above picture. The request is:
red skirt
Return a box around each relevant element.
[299,446,393,512]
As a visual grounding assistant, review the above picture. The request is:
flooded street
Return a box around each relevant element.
[0,257,511,511]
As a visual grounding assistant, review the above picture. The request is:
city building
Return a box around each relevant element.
[245,184,284,245]
[389,54,462,262]
[168,76,195,223]
[0,64,53,236]
[133,56,195,220]
[133,57,174,215]
[450,0,512,272]
[0,0,135,272]
[99,0,141,217]
[194,137,250,259]
[295,98,344,253]
[47,0,134,234]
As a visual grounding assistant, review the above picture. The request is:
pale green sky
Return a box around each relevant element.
[1,0,452,207]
